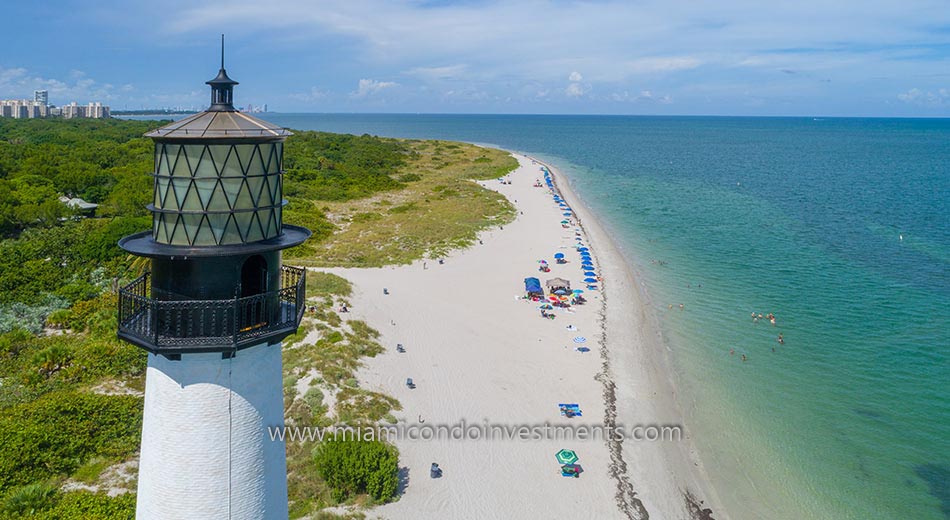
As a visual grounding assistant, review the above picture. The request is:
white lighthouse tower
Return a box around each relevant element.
[117,37,310,519]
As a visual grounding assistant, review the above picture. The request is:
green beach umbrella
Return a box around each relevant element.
[555,449,578,465]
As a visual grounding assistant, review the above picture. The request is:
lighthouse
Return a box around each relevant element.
[117,38,310,519]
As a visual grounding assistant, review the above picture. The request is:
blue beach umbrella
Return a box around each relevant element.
[583,271,596,276]
[554,253,565,259]
[562,212,572,217]
[581,265,595,271]
[584,277,597,283]
[572,289,584,294]
[580,253,592,259]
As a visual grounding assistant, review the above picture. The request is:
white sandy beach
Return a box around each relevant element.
[324,154,724,519]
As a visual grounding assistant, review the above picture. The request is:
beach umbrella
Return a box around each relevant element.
[554,253,565,259]
[573,289,584,294]
[584,277,597,283]
[554,289,568,295]
[560,220,569,224]
[573,336,587,343]
[583,271,596,276]
[581,263,595,269]
[548,296,559,302]
[578,247,589,251]
[575,347,590,353]
[562,212,572,217]
[555,449,579,465]
[580,252,592,257]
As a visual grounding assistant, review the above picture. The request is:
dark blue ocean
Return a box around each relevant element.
[140,114,950,518]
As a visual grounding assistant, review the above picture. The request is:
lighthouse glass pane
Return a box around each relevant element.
[245,212,264,242]
[234,145,256,175]
[207,182,231,211]
[154,147,163,174]
[168,215,189,245]
[221,176,243,208]
[209,145,232,177]
[247,175,265,206]
[158,145,177,175]
[275,143,283,170]
[262,143,275,172]
[219,145,243,178]
[193,215,215,245]
[195,178,216,208]
[249,145,267,176]
[179,214,203,245]
[182,145,200,177]
[207,213,229,243]
[220,214,241,244]
[170,178,191,210]
[171,146,191,177]
[191,146,217,178]
[180,181,202,211]
[155,178,169,209]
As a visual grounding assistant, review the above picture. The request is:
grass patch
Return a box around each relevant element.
[290,140,517,267]
[306,272,353,299]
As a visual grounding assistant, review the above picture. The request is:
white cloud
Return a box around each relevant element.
[405,64,468,82]
[568,71,583,82]
[565,83,587,98]
[0,66,116,103]
[351,79,397,98]
[897,87,950,106]
[289,86,330,102]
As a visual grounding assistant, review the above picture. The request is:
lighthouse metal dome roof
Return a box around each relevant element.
[144,110,291,140]
[146,36,291,140]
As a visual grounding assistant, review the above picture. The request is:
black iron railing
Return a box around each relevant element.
[118,265,306,353]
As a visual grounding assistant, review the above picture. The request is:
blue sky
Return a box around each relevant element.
[2,0,950,116]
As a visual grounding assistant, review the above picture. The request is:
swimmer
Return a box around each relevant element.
[679,304,684,310]
[730,349,735,355]
[669,304,673,310]
[741,354,747,362]
[778,334,784,345]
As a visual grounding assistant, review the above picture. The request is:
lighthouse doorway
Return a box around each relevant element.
[241,255,268,298]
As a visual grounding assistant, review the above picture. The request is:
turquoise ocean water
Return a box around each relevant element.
[145,114,949,518]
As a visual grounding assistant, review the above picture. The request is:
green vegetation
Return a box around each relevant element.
[288,140,518,265]
[0,488,135,520]
[313,439,399,503]
[0,392,142,491]
[0,118,518,518]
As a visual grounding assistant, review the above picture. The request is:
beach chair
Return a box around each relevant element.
[396,344,406,353]
[406,378,415,389]
[430,463,442,478]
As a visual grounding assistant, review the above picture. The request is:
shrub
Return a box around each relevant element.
[34,491,135,520]
[1,483,57,516]
[0,392,142,492]
[313,438,399,503]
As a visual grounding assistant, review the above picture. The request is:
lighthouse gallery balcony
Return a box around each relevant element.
[118,265,306,354]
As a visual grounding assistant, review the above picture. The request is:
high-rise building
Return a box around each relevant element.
[116,37,309,519]
[34,90,48,106]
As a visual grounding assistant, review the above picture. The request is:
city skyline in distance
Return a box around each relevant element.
[3,0,950,117]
